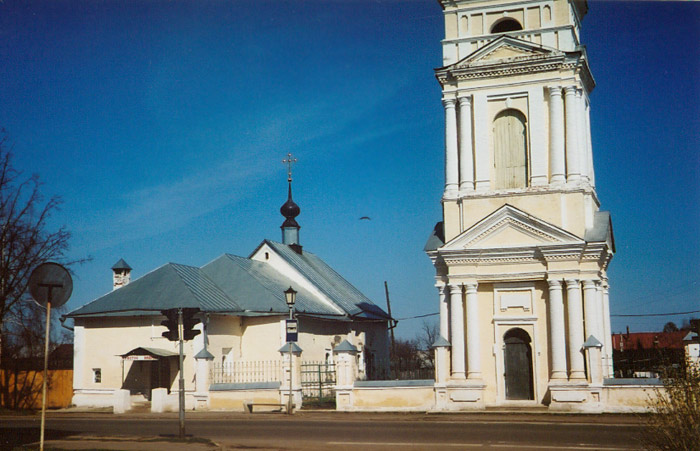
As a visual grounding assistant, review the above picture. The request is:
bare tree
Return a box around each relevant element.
[662,322,679,333]
[0,130,82,366]
[1,299,71,409]
[418,320,439,350]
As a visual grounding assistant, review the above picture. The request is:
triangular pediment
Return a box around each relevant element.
[446,36,563,71]
[441,205,584,251]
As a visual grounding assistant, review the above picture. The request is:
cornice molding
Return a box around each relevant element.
[437,59,575,84]
[436,241,612,267]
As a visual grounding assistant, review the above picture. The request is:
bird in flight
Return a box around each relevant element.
[359,216,371,221]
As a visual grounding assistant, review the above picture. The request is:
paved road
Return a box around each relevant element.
[0,411,647,450]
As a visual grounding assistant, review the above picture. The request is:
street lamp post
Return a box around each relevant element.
[284,286,297,414]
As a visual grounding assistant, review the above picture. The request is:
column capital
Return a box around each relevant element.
[448,284,462,295]
[442,97,457,108]
[564,278,580,287]
[564,85,578,95]
[547,279,563,289]
[457,94,472,106]
[464,282,478,293]
[582,279,598,289]
[547,85,562,96]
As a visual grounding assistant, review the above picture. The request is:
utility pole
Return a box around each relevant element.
[384,281,396,358]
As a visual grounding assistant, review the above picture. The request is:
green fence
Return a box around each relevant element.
[300,361,335,401]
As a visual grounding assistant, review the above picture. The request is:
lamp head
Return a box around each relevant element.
[284,286,297,308]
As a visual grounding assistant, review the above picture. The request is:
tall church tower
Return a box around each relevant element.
[426,0,615,410]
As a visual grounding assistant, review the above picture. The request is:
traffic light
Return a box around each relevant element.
[161,309,179,341]
[182,308,201,341]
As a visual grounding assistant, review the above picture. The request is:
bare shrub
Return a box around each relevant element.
[642,358,700,451]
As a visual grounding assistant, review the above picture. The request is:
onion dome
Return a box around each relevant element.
[280,184,300,228]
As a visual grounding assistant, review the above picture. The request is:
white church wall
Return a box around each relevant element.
[73,315,198,407]
[207,314,244,362]
[239,316,286,361]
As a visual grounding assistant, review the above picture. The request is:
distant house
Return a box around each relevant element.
[612,330,689,377]
[64,177,391,408]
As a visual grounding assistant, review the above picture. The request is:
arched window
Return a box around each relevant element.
[491,18,523,34]
[493,109,528,189]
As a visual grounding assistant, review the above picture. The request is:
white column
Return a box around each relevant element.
[438,284,450,341]
[73,325,85,391]
[565,279,586,379]
[529,87,547,186]
[473,93,490,192]
[547,279,567,379]
[465,283,481,379]
[564,86,580,182]
[548,86,565,184]
[585,100,596,186]
[602,282,613,377]
[458,95,474,194]
[449,284,466,379]
[443,98,459,199]
[576,89,589,183]
[583,279,601,341]
[595,282,608,378]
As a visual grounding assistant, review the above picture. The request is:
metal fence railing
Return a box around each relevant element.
[211,360,283,384]
[366,358,434,381]
[300,361,335,400]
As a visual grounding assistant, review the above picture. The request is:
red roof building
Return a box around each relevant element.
[612,331,688,351]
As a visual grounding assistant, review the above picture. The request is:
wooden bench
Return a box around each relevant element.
[244,402,288,413]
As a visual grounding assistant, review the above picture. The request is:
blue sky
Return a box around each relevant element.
[1,1,697,339]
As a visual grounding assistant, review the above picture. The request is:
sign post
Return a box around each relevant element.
[284,287,297,414]
[28,263,73,451]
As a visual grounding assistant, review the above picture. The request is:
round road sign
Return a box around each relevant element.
[28,262,73,308]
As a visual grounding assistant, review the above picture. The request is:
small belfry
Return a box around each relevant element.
[426,0,615,411]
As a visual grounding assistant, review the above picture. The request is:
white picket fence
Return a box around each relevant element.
[211,360,283,384]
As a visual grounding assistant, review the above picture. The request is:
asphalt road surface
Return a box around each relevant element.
[0,411,647,450]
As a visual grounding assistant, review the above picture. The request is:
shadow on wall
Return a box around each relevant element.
[122,358,177,399]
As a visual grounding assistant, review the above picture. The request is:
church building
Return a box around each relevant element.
[65,162,391,409]
[425,0,615,409]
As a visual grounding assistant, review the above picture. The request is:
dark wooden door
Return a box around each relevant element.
[504,330,534,400]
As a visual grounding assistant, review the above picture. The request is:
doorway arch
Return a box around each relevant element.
[503,328,534,400]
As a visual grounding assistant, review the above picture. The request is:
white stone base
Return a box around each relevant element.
[112,389,131,414]
[72,389,116,408]
[548,382,603,413]
[435,380,486,411]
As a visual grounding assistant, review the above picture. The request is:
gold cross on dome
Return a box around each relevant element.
[282,153,297,182]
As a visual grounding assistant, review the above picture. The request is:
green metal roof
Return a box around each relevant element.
[111,258,132,271]
[66,241,391,323]
[200,254,342,316]
[262,241,391,320]
[67,263,239,317]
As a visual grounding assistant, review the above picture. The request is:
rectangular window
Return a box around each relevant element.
[93,368,101,383]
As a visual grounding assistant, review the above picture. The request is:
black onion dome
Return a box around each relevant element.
[280,184,300,228]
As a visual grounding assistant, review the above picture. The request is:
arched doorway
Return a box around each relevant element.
[503,328,534,400]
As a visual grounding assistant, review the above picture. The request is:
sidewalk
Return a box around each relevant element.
[9,406,646,423]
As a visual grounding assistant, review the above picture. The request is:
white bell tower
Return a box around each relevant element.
[427,0,616,411]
